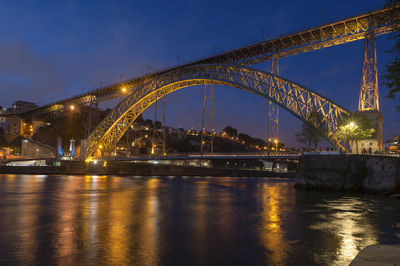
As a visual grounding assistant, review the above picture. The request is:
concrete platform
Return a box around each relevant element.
[350,245,400,265]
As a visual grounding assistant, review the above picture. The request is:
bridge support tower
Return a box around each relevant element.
[151,97,166,155]
[267,54,279,154]
[201,83,215,153]
[357,17,383,152]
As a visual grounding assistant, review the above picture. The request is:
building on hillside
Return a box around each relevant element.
[10,100,38,114]
[0,115,8,129]
[4,116,23,138]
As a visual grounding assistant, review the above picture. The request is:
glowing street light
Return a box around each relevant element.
[274,139,278,151]
[70,105,75,111]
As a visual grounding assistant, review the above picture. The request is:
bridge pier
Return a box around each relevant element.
[357,17,383,152]
[296,154,400,193]
[351,110,383,153]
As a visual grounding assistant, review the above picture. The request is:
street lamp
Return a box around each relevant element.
[70,105,75,111]
[347,121,357,129]
[345,121,358,153]
[274,139,278,152]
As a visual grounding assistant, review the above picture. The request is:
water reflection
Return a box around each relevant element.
[193,181,208,265]
[0,175,398,265]
[136,178,160,265]
[80,175,102,264]
[310,197,378,265]
[16,175,42,264]
[259,182,296,265]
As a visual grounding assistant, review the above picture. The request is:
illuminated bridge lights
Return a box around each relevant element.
[83,64,349,160]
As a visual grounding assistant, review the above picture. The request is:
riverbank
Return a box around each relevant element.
[296,154,400,193]
[350,245,400,265]
[0,161,295,178]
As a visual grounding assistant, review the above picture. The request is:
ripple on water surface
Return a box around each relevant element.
[0,175,399,265]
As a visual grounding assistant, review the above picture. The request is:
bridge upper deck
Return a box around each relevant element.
[21,6,400,117]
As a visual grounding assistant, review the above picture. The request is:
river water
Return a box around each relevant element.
[0,175,399,265]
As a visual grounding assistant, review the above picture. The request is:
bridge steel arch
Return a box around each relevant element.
[84,64,349,160]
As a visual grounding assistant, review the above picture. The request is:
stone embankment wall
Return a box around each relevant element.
[0,161,295,178]
[296,154,400,193]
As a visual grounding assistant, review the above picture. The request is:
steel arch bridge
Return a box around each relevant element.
[84,64,349,160]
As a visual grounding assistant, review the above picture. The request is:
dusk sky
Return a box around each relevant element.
[0,0,398,147]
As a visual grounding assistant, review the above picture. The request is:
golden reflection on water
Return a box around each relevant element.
[54,176,81,264]
[259,184,295,266]
[105,176,133,265]
[136,178,160,265]
[88,177,161,265]
[310,197,378,265]
[80,175,104,263]
[0,175,395,265]
[16,175,43,264]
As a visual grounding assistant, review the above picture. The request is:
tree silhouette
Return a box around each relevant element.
[223,126,238,137]
[295,111,328,149]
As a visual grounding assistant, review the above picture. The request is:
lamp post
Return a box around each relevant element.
[274,139,278,153]
[268,138,271,156]
[346,121,357,153]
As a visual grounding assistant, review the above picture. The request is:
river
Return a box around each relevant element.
[0,175,399,265]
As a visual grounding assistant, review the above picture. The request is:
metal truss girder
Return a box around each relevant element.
[359,20,379,111]
[84,64,350,160]
[20,6,399,119]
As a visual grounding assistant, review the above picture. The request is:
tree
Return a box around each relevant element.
[295,111,328,149]
[154,120,162,129]
[135,114,145,125]
[238,133,250,143]
[223,126,237,137]
[335,112,375,153]
[383,0,400,112]
[144,119,153,127]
